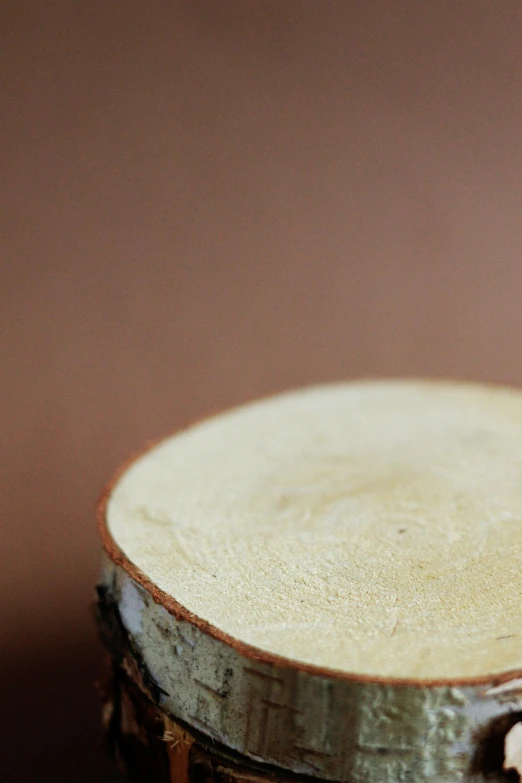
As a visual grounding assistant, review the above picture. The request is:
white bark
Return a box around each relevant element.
[102,556,522,782]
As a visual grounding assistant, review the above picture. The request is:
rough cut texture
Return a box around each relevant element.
[98,381,522,782]
[106,381,522,680]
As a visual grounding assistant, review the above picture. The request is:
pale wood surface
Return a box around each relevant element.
[101,379,522,781]
[107,380,522,680]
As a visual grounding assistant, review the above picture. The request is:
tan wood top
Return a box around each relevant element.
[106,380,522,680]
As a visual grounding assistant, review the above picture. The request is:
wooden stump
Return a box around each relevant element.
[96,381,522,782]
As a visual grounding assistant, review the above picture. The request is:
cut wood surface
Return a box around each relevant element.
[99,380,522,781]
[105,380,522,680]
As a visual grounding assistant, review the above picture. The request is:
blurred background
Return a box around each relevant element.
[2,2,522,780]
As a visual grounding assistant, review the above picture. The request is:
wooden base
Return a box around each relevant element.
[96,381,522,783]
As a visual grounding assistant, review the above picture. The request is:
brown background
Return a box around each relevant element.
[2,2,522,780]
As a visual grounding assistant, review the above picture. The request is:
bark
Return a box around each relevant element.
[97,589,316,783]
[96,561,521,783]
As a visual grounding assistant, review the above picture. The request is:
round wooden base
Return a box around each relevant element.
[96,381,522,783]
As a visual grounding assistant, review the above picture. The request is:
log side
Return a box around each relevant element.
[96,558,522,783]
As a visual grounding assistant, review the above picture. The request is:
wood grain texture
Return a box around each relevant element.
[105,381,522,680]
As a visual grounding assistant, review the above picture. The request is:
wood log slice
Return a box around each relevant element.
[97,380,522,782]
